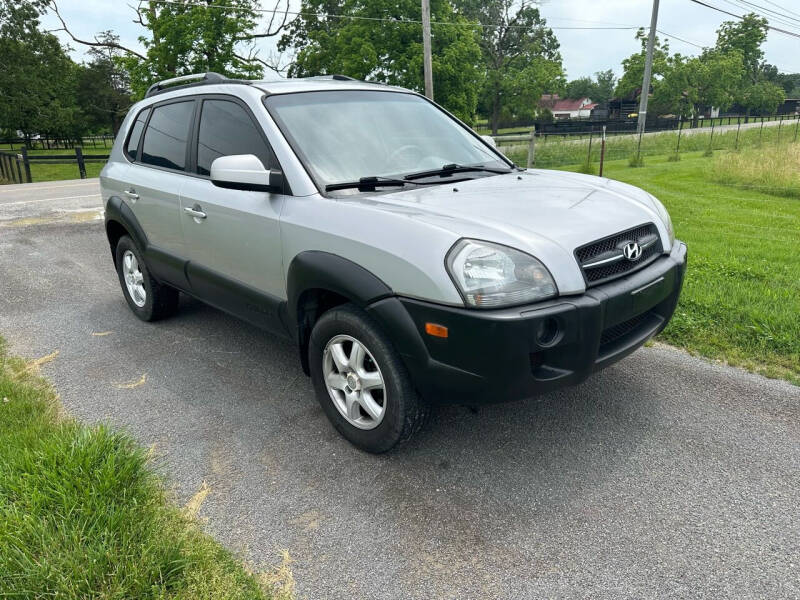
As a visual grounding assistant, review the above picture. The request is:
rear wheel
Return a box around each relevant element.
[114,235,179,321]
[309,303,428,453]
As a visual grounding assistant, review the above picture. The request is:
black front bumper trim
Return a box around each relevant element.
[366,242,687,405]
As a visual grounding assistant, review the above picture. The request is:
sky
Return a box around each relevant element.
[40,0,800,81]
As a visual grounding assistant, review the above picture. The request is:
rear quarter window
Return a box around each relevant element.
[124,108,150,161]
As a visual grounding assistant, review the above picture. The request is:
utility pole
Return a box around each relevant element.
[637,0,660,136]
[421,0,434,99]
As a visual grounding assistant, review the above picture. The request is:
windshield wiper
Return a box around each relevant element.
[403,163,514,181]
[325,175,441,192]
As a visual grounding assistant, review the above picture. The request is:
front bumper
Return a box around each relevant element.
[366,241,687,405]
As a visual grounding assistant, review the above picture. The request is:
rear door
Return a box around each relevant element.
[125,98,197,288]
[179,95,287,333]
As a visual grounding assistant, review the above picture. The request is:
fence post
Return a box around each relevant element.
[20,146,32,183]
[706,119,715,156]
[75,147,87,179]
[759,118,764,146]
[526,126,536,169]
[675,115,683,158]
[794,114,799,143]
[735,118,741,151]
[586,127,594,166]
[15,154,24,183]
[777,115,783,144]
[599,125,607,177]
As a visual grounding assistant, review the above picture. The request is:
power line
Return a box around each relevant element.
[144,0,639,31]
[724,0,800,26]
[718,0,800,30]
[760,0,800,19]
[686,0,800,38]
[657,29,709,49]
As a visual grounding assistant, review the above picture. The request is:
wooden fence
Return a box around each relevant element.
[0,135,114,151]
[0,147,110,184]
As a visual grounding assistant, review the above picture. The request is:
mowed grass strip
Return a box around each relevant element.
[570,153,799,383]
[0,339,287,599]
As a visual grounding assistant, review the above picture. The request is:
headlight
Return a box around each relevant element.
[649,194,675,248]
[446,239,557,308]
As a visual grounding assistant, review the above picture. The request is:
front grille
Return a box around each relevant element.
[575,223,662,286]
[600,311,652,348]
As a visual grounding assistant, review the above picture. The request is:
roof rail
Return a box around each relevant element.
[144,72,251,98]
[305,74,358,82]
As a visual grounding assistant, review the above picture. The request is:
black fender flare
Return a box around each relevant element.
[104,195,148,259]
[286,251,395,373]
[286,251,393,329]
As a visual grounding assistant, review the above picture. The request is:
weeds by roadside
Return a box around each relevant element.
[0,338,292,599]
[709,142,800,199]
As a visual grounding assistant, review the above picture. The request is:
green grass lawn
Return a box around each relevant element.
[1,147,108,183]
[0,339,290,599]
[559,152,799,383]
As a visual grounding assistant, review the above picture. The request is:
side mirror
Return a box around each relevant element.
[481,135,497,148]
[210,154,283,193]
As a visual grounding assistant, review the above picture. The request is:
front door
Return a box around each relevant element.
[179,96,287,333]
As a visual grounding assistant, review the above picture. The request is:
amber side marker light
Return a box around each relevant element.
[425,323,449,338]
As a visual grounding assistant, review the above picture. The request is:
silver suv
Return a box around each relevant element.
[101,73,687,452]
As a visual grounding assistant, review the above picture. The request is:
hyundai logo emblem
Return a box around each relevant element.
[623,242,642,261]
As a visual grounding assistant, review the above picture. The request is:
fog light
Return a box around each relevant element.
[536,317,559,346]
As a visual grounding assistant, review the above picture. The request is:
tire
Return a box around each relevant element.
[114,235,179,322]
[309,303,428,453]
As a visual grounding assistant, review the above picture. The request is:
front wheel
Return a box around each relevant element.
[309,304,428,453]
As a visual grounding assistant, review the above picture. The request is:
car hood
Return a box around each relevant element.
[354,169,671,295]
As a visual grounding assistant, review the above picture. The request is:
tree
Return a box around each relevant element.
[714,13,784,117]
[48,0,292,98]
[76,32,132,135]
[715,13,767,87]
[278,0,483,123]
[740,80,785,115]
[563,70,615,104]
[593,69,616,105]
[615,28,673,100]
[564,77,594,100]
[460,0,563,133]
[654,50,744,125]
[0,0,84,141]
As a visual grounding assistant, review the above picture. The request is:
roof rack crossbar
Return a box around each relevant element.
[144,72,251,98]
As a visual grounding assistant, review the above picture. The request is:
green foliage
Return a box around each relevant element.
[77,33,133,135]
[654,50,744,119]
[740,80,786,115]
[715,13,767,85]
[121,0,264,98]
[615,28,673,100]
[0,340,276,599]
[564,69,615,104]
[0,0,83,139]
[279,0,481,123]
[460,0,563,132]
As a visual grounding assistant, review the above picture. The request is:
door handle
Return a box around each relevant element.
[184,206,207,220]
[124,189,139,200]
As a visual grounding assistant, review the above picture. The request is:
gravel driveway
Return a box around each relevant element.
[2,181,798,599]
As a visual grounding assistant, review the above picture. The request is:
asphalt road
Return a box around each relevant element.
[2,181,799,599]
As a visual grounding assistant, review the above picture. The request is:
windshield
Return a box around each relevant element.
[264,90,510,191]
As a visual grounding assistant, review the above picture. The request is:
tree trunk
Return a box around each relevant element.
[491,90,501,136]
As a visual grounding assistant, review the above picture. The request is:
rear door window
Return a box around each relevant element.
[140,101,195,171]
[196,99,274,176]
